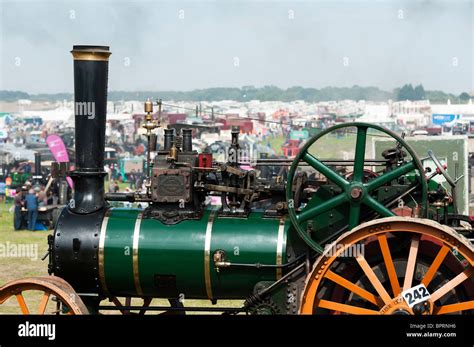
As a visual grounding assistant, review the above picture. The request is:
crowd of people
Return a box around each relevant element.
[10,182,56,231]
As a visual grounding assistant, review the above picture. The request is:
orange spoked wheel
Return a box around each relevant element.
[300,217,474,315]
[0,276,88,314]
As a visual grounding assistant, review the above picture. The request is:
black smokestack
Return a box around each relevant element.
[164,128,174,150]
[33,152,42,186]
[34,152,41,177]
[182,128,193,152]
[70,45,111,214]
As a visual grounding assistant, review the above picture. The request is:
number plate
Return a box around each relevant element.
[401,284,431,308]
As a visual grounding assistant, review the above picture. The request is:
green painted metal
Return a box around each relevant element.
[102,208,287,299]
[373,135,469,215]
[137,210,210,298]
[286,122,428,253]
[102,208,140,294]
[210,213,288,299]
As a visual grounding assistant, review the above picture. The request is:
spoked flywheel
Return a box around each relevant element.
[300,217,474,315]
[286,122,428,253]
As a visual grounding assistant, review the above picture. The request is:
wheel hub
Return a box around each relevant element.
[380,296,414,315]
[350,186,363,200]
[347,182,365,202]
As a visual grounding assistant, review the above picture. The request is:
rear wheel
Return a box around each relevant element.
[300,217,474,314]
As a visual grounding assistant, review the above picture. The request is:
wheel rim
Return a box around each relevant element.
[300,217,474,314]
[0,276,88,314]
[286,122,428,253]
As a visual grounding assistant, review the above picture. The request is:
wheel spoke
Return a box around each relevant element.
[365,161,416,192]
[38,293,50,314]
[302,152,349,189]
[325,270,380,306]
[364,195,395,217]
[377,234,401,296]
[434,300,474,314]
[431,266,474,302]
[15,293,30,314]
[316,299,379,315]
[352,126,367,182]
[421,245,450,288]
[355,255,392,305]
[348,205,360,230]
[403,234,420,291]
[296,194,346,223]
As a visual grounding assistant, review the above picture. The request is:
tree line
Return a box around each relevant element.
[0,85,470,103]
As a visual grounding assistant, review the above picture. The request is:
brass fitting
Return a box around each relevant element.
[142,98,160,132]
[168,145,178,162]
[144,98,153,114]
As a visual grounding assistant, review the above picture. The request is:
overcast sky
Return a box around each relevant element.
[0,0,473,94]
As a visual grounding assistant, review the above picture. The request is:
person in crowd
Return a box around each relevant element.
[37,186,47,207]
[13,188,23,230]
[113,180,120,193]
[24,188,38,231]
[111,164,118,180]
[23,162,31,174]
[108,180,115,193]
[109,180,120,193]
[129,170,136,189]
[104,164,111,182]
[0,180,5,203]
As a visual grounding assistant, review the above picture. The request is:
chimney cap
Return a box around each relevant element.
[72,45,110,51]
[71,45,111,61]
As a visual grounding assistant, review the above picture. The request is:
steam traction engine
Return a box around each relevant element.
[1,46,473,315]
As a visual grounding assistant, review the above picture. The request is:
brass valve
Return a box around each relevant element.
[144,98,153,114]
[142,98,160,132]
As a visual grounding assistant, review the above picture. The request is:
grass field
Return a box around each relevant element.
[0,199,242,314]
[0,201,51,313]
